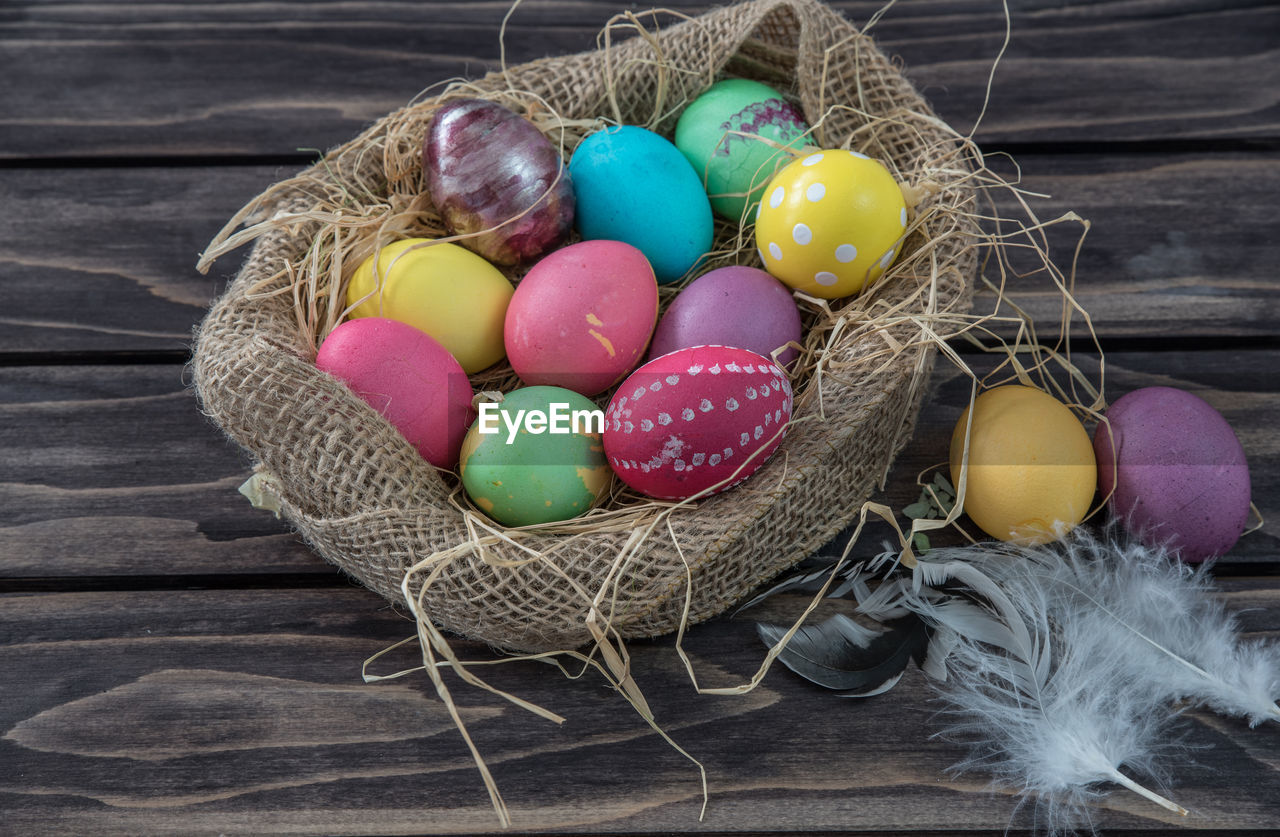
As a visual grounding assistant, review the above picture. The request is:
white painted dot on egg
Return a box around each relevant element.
[723,447,733,458]
[815,271,839,286]
[624,421,634,433]
[754,426,764,440]
[666,374,679,386]
[709,363,722,375]
[700,398,714,412]
[756,247,767,265]
[880,249,896,269]
[802,152,824,166]
[658,412,672,426]
[900,207,908,227]
[768,242,783,261]
[740,432,750,446]
[849,150,869,159]
[682,408,695,421]
[649,380,662,392]
[835,243,857,263]
[640,419,654,432]
[687,364,703,375]
[691,453,705,467]
[710,454,722,466]
[755,203,762,220]
[674,459,685,472]
[806,182,826,202]
[792,223,812,245]
[769,186,785,208]
[726,398,739,411]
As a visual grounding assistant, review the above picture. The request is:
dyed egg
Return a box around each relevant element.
[569,125,714,284]
[505,240,658,397]
[1094,386,1251,561]
[315,317,475,469]
[950,385,1097,544]
[648,265,803,368]
[674,78,810,222]
[345,238,514,373]
[460,386,612,526]
[755,150,908,299]
[424,98,575,266]
[604,345,793,500]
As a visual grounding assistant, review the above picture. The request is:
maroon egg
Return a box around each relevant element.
[647,266,803,368]
[424,98,575,265]
[1094,386,1251,561]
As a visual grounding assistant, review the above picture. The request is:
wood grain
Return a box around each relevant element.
[2,348,1274,584]
[1,586,1277,834]
[1,151,1276,358]
[1,0,1276,159]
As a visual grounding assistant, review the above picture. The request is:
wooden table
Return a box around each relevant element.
[3,1,1277,834]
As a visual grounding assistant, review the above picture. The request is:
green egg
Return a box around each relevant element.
[674,78,811,223]
[460,386,611,527]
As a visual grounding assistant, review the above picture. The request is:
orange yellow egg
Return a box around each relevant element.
[753,150,908,299]
[949,385,1098,545]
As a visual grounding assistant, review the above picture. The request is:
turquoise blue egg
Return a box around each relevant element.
[569,125,714,285]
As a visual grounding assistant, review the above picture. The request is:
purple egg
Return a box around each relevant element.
[1094,386,1251,562]
[648,265,802,368]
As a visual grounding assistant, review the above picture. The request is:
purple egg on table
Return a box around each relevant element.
[648,265,803,368]
[1093,385,1251,562]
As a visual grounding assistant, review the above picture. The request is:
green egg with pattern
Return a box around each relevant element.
[675,78,811,223]
[460,386,612,526]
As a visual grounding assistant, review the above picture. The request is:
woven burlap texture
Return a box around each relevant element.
[192,0,977,653]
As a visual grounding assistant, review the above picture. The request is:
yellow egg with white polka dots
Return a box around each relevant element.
[753,149,908,299]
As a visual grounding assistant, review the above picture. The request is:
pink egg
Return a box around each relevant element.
[505,240,659,396]
[316,317,475,469]
[603,345,793,500]
[1094,386,1251,561]
[648,266,803,368]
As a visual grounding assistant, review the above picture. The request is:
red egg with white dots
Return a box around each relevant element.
[603,345,793,500]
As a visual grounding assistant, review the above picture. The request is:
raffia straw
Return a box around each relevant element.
[191,0,1132,826]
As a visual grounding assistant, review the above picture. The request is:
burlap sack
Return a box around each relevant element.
[192,0,978,654]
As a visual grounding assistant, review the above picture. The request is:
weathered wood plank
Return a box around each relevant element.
[0,585,1277,834]
[0,152,1275,357]
[0,0,1276,159]
[830,347,1280,564]
[1,346,1274,584]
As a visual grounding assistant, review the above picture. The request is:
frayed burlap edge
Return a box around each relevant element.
[191,0,978,656]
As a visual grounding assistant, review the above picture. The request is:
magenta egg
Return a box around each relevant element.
[603,345,793,500]
[316,317,475,469]
[504,240,658,397]
[648,265,803,368]
[1094,386,1251,561]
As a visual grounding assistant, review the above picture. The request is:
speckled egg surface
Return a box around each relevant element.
[569,125,714,284]
[603,345,792,500]
[460,386,611,527]
[1094,386,1251,561]
[647,265,803,368]
[504,240,658,396]
[674,78,810,222]
[754,149,908,299]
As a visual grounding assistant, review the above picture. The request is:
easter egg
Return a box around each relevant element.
[315,317,475,470]
[949,385,1097,544]
[460,386,612,526]
[755,149,908,299]
[345,238,514,373]
[603,345,793,501]
[674,78,810,222]
[424,98,575,266]
[569,125,714,284]
[1093,386,1251,562]
[647,265,803,368]
[505,240,658,397]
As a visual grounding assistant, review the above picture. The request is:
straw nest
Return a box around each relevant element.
[192,0,987,661]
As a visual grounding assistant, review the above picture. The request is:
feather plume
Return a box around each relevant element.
[895,552,1190,833]
[928,526,1280,726]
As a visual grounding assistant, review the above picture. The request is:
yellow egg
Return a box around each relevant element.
[753,149,907,299]
[346,238,513,374]
[949,385,1097,544]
